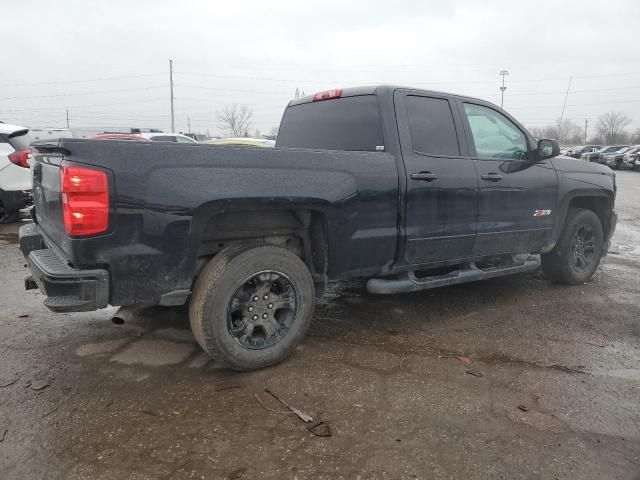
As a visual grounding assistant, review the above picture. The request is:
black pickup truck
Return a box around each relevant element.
[20,85,617,370]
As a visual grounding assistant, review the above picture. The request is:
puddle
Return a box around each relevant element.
[154,327,195,343]
[76,338,132,357]
[110,339,196,366]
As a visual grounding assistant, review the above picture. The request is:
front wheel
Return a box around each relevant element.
[541,208,604,285]
[189,243,315,371]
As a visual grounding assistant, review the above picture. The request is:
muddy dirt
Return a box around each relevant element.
[1,172,639,479]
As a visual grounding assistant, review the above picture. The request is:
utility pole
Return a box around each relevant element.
[169,59,175,132]
[584,118,589,143]
[65,108,70,129]
[187,116,191,134]
[499,70,509,108]
[558,75,572,128]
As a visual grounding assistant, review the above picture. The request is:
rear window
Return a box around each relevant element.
[8,130,35,151]
[276,95,384,151]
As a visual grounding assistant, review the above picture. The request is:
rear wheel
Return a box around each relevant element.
[189,243,315,370]
[541,208,604,285]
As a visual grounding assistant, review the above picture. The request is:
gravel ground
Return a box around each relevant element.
[0,171,639,479]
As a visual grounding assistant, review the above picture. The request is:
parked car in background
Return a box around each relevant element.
[597,145,629,164]
[0,123,33,223]
[571,145,601,158]
[622,145,640,169]
[207,138,276,148]
[559,147,573,156]
[602,146,633,169]
[582,145,626,162]
[140,132,198,143]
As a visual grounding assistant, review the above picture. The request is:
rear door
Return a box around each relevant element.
[457,101,558,255]
[395,91,478,264]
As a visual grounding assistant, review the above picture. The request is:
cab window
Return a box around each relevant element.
[463,103,527,160]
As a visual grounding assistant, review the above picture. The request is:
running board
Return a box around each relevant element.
[367,255,540,294]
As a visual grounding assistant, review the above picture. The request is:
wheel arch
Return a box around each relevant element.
[189,202,330,286]
[545,189,614,252]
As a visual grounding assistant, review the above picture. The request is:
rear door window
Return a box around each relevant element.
[405,96,460,156]
[276,95,384,151]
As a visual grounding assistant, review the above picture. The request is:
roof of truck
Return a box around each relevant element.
[288,85,487,107]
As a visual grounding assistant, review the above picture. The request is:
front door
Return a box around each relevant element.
[395,91,478,264]
[458,101,558,256]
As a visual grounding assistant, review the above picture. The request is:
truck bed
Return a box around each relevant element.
[29,140,400,306]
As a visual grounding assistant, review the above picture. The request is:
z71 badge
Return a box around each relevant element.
[533,209,552,217]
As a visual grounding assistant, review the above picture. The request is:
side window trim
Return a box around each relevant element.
[395,90,469,159]
[455,99,531,162]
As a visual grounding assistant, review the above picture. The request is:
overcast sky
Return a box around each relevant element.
[1,0,638,137]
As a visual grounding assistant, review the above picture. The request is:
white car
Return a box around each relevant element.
[139,132,198,143]
[0,122,33,223]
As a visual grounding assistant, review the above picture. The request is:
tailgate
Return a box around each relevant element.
[31,144,68,252]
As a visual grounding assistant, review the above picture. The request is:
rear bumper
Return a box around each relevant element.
[19,223,109,312]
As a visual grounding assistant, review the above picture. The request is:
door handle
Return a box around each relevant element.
[411,172,438,182]
[481,173,503,181]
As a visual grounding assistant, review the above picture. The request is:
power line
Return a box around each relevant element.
[0,72,165,88]
[0,86,166,100]
[558,76,572,128]
[169,59,175,132]
[175,70,640,86]
[0,97,166,111]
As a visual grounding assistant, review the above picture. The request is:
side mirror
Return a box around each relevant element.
[537,138,560,160]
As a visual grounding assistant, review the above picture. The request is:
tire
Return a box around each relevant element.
[189,242,315,371]
[541,208,604,285]
[615,159,622,170]
[0,207,19,224]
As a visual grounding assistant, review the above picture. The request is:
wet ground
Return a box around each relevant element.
[1,172,639,480]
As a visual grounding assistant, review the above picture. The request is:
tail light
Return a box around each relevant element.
[60,165,110,236]
[312,89,342,102]
[8,149,32,168]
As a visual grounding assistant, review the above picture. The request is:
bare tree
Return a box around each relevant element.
[217,104,253,137]
[529,118,592,145]
[552,118,582,144]
[597,111,632,144]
